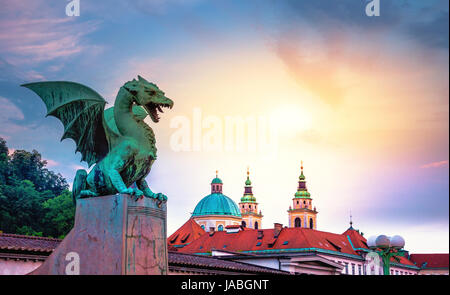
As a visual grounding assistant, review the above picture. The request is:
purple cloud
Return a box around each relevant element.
[421,160,449,168]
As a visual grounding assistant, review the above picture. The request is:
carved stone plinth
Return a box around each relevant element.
[30,194,168,275]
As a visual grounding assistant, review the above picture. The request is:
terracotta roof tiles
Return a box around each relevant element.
[179,227,361,256]
[0,233,287,274]
[168,251,288,274]
[167,218,206,247]
[0,233,61,253]
[409,253,449,269]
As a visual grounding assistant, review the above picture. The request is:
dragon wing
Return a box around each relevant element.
[22,81,111,167]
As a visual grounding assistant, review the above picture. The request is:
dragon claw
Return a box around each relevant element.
[120,188,144,198]
[79,190,98,198]
[142,189,167,202]
[155,193,167,202]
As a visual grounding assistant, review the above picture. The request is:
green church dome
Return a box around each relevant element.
[211,177,223,184]
[192,193,241,217]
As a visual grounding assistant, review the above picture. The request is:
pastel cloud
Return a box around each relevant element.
[421,160,449,169]
[0,1,100,66]
[44,159,59,167]
[263,1,449,108]
[0,96,27,139]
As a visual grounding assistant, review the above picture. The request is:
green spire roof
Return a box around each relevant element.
[241,195,256,202]
[299,171,305,181]
[241,167,256,203]
[295,190,311,198]
[211,170,223,184]
[299,161,306,181]
[294,161,311,199]
[245,167,252,186]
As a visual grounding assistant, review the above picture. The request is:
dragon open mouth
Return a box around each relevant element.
[145,102,172,123]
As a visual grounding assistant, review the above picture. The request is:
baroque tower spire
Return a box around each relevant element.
[239,167,263,229]
[288,161,318,229]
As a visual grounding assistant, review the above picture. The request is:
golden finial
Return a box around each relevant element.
[301,160,303,172]
[247,166,250,176]
[216,170,218,178]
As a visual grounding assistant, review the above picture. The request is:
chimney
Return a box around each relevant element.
[274,223,283,237]
[225,225,240,234]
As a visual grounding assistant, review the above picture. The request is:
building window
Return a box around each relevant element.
[294,217,301,228]
[201,225,205,230]
[254,221,258,229]
[296,200,299,205]
[345,263,348,274]
[218,225,224,231]
[358,265,362,275]
[351,264,355,275]
[309,218,314,229]
[241,221,246,228]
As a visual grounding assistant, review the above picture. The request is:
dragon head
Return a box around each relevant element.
[124,75,173,123]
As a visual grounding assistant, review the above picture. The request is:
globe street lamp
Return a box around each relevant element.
[367,234,406,275]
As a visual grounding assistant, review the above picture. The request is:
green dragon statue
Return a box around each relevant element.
[22,76,173,204]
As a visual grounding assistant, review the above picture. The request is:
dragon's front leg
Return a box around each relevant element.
[109,170,143,200]
[137,179,167,202]
[107,146,144,200]
[109,170,144,200]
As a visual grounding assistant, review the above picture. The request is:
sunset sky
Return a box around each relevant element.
[0,0,448,253]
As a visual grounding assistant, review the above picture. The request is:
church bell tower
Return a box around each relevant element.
[288,161,318,229]
[239,168,263,229]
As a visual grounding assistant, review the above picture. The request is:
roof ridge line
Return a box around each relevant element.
[0,233,62,241]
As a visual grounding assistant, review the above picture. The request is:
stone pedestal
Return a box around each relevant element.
[30,194,167,275]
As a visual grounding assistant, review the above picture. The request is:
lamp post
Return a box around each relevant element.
[367,234,406,275]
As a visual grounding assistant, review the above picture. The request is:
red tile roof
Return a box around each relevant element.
[177,226,419,269]
[168,251,288,274]
[342,228,368,250]
[0,233,61,253]
[167,218,206,247]
[391,255,417,267]
[409,254,449,269]
[179,227,361,256]
[0,233,287,274]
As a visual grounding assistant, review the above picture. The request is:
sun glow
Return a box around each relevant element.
[270,105,313,137]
